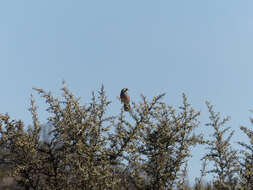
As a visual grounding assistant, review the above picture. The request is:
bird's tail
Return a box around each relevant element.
[124,104,131,111]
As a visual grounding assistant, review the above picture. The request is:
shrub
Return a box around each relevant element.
[202,102,239,190]
[0,85,204,189]
[238,114,253,189]
[2,84,253,189]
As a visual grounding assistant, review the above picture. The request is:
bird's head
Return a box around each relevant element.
[121,88,128,93]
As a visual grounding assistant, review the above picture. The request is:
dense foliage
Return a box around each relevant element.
[0,84,252,189]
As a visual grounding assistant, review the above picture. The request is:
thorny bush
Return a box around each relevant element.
[0,84,253,190]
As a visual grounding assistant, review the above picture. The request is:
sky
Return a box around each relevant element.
[1,0,253,183]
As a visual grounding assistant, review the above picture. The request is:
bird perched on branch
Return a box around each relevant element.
[120,88,130,111]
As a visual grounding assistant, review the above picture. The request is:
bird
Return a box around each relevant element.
[120,88,130,111]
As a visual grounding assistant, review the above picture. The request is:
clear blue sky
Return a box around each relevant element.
[1,0,253,183]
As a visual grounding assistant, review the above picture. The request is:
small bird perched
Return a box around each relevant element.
[120,88,130,111]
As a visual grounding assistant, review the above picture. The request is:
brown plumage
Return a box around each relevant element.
[120,88,130,111]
